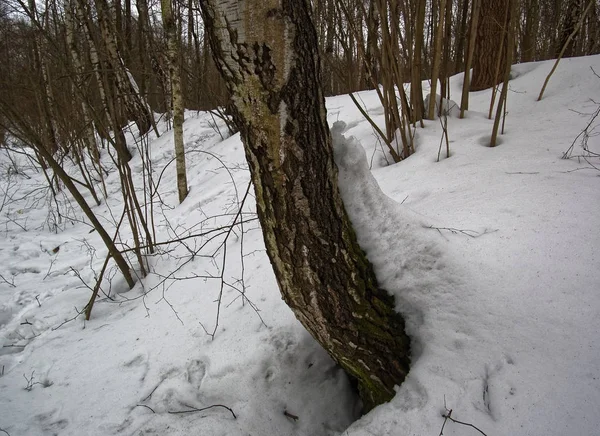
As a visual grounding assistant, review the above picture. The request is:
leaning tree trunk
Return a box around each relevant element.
[199,0,410,412]
[95,0,154,135]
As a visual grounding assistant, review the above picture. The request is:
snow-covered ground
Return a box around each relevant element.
[1,55,599,436]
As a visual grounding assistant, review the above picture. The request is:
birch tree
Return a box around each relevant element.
[161,0,188,203]
[199,0,410,412]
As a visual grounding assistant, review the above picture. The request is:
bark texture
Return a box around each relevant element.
[471,0,508,91]
[199,0,410,412]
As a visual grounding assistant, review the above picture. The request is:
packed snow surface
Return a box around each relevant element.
[1,56,599,436]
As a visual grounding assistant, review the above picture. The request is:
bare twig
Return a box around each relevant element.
[0,273,15,288]
[439,409,451,436]
[134,404,156,414]
[439,397,488,436]
[141,384,161,402]
[85,253,112,320]
[426,226,497,238]
[23,371,41,391]
[284,410,299,421]
[51,306,85,331]
[43,255,57,280]
[441,410,489,436]
[168,404,237,419]
[562,90,600,174]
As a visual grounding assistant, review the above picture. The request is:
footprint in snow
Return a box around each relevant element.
[186,359,207,390]
[479,354,517,421]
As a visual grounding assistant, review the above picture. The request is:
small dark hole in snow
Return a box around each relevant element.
[478,135,504,147]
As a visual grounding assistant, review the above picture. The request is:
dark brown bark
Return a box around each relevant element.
[556,0,583,57]
[521,0,539,62]
[588,1,599,54]
[411,0,426,123]
[471,0,508,91]
[200,0,410,412]
[454,0,470,72]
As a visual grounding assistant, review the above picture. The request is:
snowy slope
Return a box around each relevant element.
[1,55,599,436]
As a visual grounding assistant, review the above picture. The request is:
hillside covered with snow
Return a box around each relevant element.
[1,55,599,436]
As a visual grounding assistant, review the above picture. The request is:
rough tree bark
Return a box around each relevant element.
[199,0,410,412]
[471,0,508,91]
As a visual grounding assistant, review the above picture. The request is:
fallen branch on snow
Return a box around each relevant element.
[439,398,489,436]
[425,226,498,239]
[168,403,237,419]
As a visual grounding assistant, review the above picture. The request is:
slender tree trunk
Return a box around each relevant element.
[460,0,481,116]
[439,0,453,110]
[136,0,170,114]
[365,1,380,85]
[29,0,59,155]
[491,0,514,146]
[412,0,426,124]
[200,0,410,412]
[77,0,132,161]
[124,0,132,59]
[95,0,154,134]
[33,139,135,288]
[65,0,101,169]
[538,0,595,100]
[428,0,447,119]
[454,0,470,73]
[161,0,188,203]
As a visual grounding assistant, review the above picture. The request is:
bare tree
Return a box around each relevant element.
[199,0,410,412]
[161,0,188,203]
